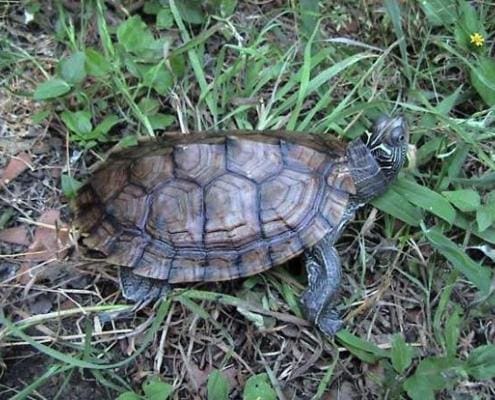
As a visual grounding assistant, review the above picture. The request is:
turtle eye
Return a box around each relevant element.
[389,127,406,145]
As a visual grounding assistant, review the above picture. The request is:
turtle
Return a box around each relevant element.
[74,115,408,336]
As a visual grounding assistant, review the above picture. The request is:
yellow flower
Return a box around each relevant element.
[470,32,485,47]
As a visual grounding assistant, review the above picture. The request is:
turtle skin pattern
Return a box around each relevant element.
[75,133,357,284]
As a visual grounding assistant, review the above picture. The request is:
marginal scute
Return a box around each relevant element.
[269,234,304,265]
[203,251,239,281]
[175,143,226,185]
[147,179,203,246]
[130,154,174,191]
[106,233,149,267]
[260,169,319,237]
[105,184,148,229]
[91,160,129,202]
[319,186,349,226]
[168,251,206,283]
[204,174,260,248]
[239,245,271,277]
[227,137,283,182]
[133,240,174,280]
[82,219,119,255]
[326,163,356,195]
[284,142,330,172]
[299,215,331,247]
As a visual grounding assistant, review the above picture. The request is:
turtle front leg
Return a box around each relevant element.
[301,240,343,336]
[120,267,171,310]
[99,268,171,324]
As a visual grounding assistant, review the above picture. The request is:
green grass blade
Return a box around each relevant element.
[424,226,492,295]
[169,0,218,126]
[10,364,72,400]
[384,0,410,81]
[0,299,171,370]
[394,177,456,224]
[287,20,319,130]
[372,187,423,226]
[273,53,375,120]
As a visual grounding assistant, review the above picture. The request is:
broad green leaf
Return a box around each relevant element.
[61,110,93,136]
[470,56,495,106]
[242,373,277,400]
[59,51,86,84]
[85,48,112,77]
[391,335,413,374]
[207,370,229,400]
[465,345,495,380]
[210,0,238,17]
[454,213,495,244]
[476,206,494,232]
[32,110,50,124]
[142,378,173,400]
[337,329,389,364]
[424,227,492,295]
[176,0,205,24]
[459,1,482,32]
[117,16,155,54]
[435,85,463,115]
[61,175,83,198]
[33,78,71,100]
[454,1,484,49]
[442,189,481,212]
[418,0,457,26]
[169,53,186,77]
[395,178,456,224]
[93,115,120,137]
[372,188,422,226]
[118,135,139,148]
[139,97,161,115]
[403,357,462,400]
[141,64,174,95]
[143,1,162,14]
[116,392,142,400]
[149,114,175,130]
[156,7,174,29]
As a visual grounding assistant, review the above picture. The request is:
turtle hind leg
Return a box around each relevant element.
[300,240,343,336]
[119,267,170,310]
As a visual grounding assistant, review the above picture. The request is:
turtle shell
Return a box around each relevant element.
[74,131,357,283]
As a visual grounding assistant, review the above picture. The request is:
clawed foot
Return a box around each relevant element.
[300,291,343,337]
[316,308,343,337]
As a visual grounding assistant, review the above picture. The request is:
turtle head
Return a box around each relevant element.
[364,115,409,181]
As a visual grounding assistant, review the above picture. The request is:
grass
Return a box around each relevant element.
[1,0,494,399]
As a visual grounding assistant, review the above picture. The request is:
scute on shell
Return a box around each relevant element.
[74,132,354,283]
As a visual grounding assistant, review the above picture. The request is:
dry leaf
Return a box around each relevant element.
[0,226,30,246]
[1,151,32,184]
[25,209,70,262]
[18,209,70,284]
